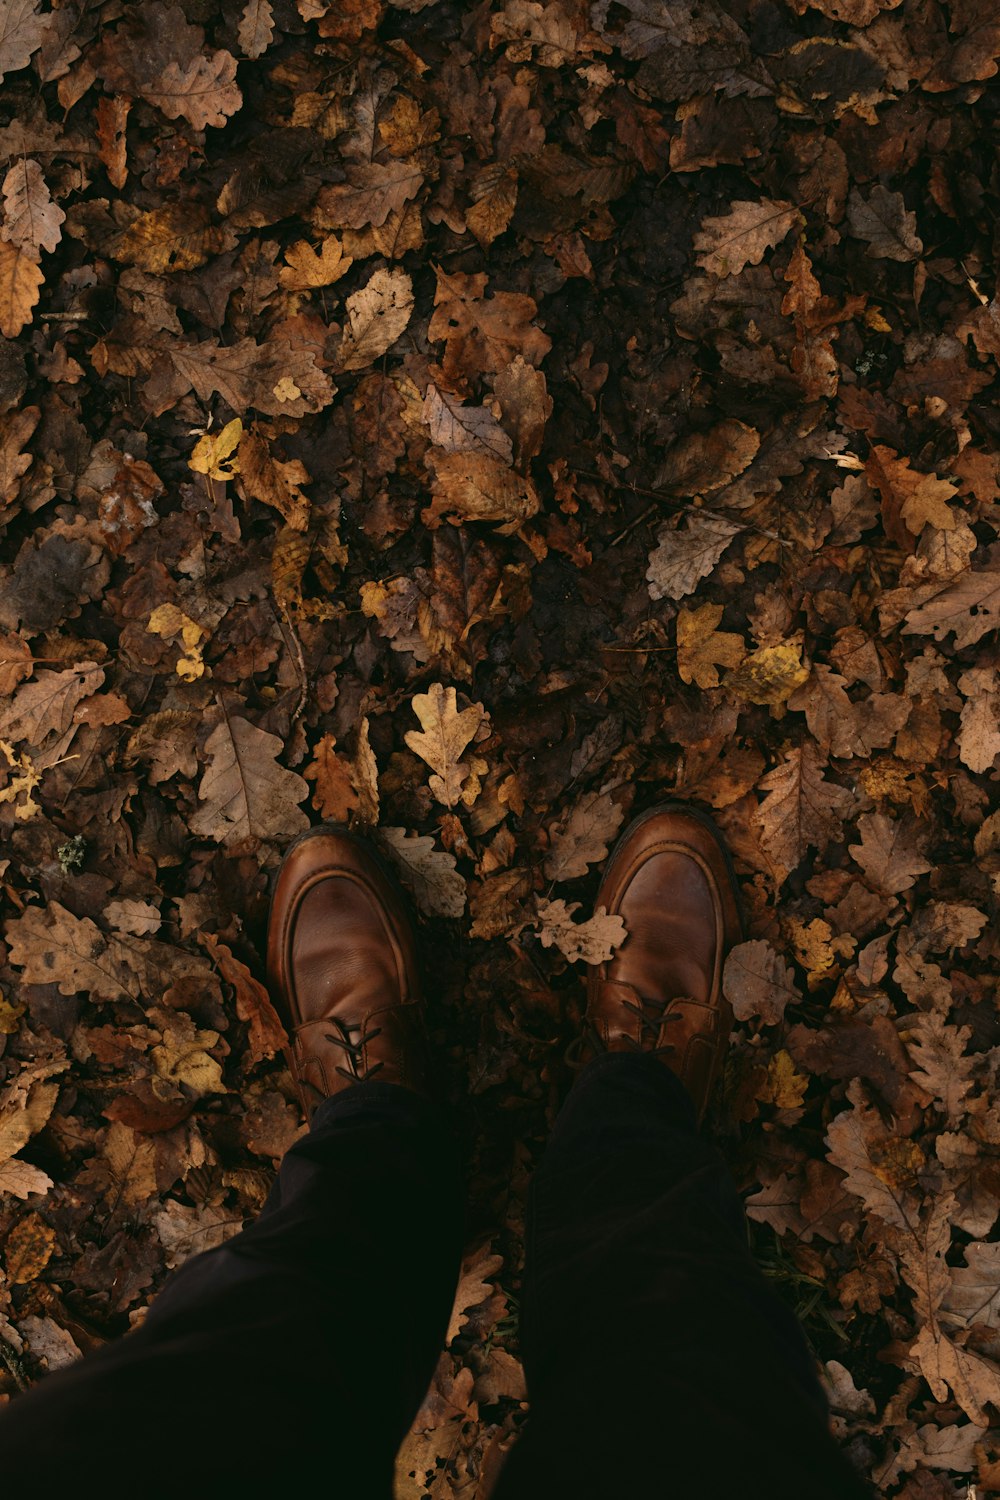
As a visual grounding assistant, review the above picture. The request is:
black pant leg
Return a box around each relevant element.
[495,1053,869,1500]
[0,1082,463,1499]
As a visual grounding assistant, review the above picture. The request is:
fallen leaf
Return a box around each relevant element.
[533,897,627,965]
[404,683,488,809]
[723,938,801,1025]
[544,789,624,881]
[337,267,414,372]
[190,715,310,850]
[693,197,800,277]
[379,828,467,919]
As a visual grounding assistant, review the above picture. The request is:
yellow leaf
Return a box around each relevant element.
[5,1211,56,1284]
[0,739,41,821]
[189,418,243,480]
[152,1017,226,1096]
[757,1050,808,1110]
[273,376,302,403]
[147,604,208,681]
[0,992,25,1034]
[725,642,809,706]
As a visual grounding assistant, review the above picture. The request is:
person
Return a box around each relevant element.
[0,805,870,1497]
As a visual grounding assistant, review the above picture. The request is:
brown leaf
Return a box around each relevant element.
[544,790,624,881]
[533,897,627,965]
[278,235,352,290]
[676,602,745,688]
[95,95,129,189]
[693,198,800,277]
[0,0,49,83]
[336,267,414,372]
[238,0,276,58]
[645,513,740,602]
[492,355,552,469]
[756,743,854,884]
[304,733,360,821]
[1,158,64,258]
[0,237,43,337]
[404,683,488,809]
[423,449,540,534]
[315,160,423,232]
[723,938,801,1025]
[379,828,467,919]
[190,715,310,850]
[0,404,39,510]
[0,660,104,747]
[846,184,923,262]
[422,384,513,463]
[201,932,288,1065]
[238,429,311,531]
[144,50,242,130]
[848,812,932,895]
[428,268,552,384]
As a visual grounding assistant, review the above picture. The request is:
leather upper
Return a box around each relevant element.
[585,804,743,1121]
[266,826,428,1116]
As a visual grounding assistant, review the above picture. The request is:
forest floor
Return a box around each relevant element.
[1,1,999,1494]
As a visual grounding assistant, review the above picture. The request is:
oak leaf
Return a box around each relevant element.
[0,1158,53,1199]
[846,185,922,262]
[0,0,48,81]
[404,683,488,809]
[102,1121,157,1209]
[379,828,467,919]
[901,546,1000,649]
[337,267,414,372]
[0,405,38,510]
[957,666,1000,773]
[0,661,104,747]
[544,790,624,881]
[153,1200,243,1270]
[533,898,627,965]
[190,715,310,849]
[0,237,43,337]
[428,268,552,383]
[5,901,138,1003]
[1,158,63,258]
[645,513,740,601]
[825,1080,921,1232]
[423,449,540,534]
[304,734,360,822]
[693,198,799,277]
[238,0,276,57]
[755,743,854,883]
[315,160,423,231]
[144,50,242,130]
[723,938,801,1025]
[150,1007,226,1096]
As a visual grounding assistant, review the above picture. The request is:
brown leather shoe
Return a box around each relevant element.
[266,825,429,1118]
[583,803,743,1122]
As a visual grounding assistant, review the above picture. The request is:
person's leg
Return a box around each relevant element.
[496,805,870,1498]
[496,1052,868,1499]
[0,1080,463,1497]
[0,825,463,1496]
